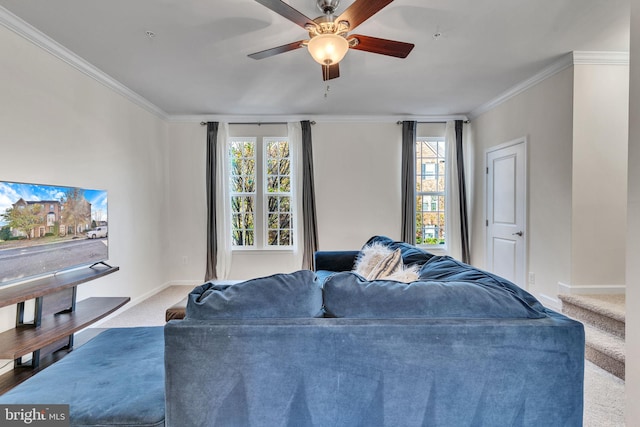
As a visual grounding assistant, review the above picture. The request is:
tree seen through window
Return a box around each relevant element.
[416,138,446,246]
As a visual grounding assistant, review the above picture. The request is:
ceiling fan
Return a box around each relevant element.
[248,0,415,81]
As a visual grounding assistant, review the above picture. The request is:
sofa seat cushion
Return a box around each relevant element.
[315,270,336,285]
[0,327,165,427]
[187,270,323,319]
[323,272,547,319]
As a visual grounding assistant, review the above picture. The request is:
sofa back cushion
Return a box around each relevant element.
[363,235,434,266]
[322,272,546,319]
[186,270,323,319]
[419,256,547,313]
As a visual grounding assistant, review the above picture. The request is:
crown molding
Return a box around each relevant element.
[0,6,169,121]
[167,114,469,124]
[469,50,630,119]
[572,50,629,65]
[469,53,574,119]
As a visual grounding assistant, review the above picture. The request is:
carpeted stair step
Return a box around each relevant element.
[558,294,625,339]
[584,324,625,380]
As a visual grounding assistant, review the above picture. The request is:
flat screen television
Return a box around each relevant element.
[0,180,108,286]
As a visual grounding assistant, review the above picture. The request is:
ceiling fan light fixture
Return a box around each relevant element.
[307,33,349,65]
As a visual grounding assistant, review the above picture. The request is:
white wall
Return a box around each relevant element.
[313,122,402,250]
[0,25,169,314]
[166,123,207,285]
[572,64,628,287]
[165,121,405,280]
[470,67,574,308]
[626,0,640,421]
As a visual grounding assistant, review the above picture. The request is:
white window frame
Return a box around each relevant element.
[415,136,447,250]
[229,137,257,250]
[228,136,295,251]
[262,137,295,250]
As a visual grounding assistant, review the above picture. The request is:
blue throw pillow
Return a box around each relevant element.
[363,236,435,266]
[186,270,323,319]
[322,272,546,319]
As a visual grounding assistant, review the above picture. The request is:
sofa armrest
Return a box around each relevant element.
[313,250,360,272]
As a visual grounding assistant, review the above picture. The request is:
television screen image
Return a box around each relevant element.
[0,181,108,286]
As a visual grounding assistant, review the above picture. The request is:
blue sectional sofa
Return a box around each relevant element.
[165,236,585,426]
[0,327,165,427]
[0,236,585,426]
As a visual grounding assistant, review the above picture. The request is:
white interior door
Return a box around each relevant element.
[486,138,527,288]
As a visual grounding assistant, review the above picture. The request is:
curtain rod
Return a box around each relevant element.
[200,121,315,126]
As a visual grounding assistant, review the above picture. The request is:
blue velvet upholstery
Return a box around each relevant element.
[0,327,165,427]
[323,271,546,319]
[419,255,547,313]
[165,316,584,426]
[186,270,323,319]
[313,250,359,272]
[314,269,336,285]
[166,248,584,426]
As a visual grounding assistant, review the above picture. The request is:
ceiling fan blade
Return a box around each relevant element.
[248,40,306,60]
[349,35,414,58]
[254,0,317,29]
[336,0,394,31]
[322,63,340,81]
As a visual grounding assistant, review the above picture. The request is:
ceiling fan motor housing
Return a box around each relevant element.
[307,15,349,37]
[317,0,340,14]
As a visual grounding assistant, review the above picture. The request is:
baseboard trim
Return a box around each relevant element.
[164,280,202,287]
[558,282,626,295]
[538,293,561,310]
[88,281,176,327]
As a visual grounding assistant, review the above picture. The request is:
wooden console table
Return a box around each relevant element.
[0,265,127,393]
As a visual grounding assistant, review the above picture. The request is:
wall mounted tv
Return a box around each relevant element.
[0,180,108,286]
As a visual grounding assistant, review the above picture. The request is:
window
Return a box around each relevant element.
[416,137,446,247]
[229,138,256,246]
[265,139,293,246]
[228,136,294,249]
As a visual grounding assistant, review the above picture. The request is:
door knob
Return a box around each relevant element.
[512,231,523,237]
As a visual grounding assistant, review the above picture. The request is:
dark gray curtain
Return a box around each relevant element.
[204,122,219,281]
[401,121,417,244]
[455,120,471,264]
[301,120,319,270]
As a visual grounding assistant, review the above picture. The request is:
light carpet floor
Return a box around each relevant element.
[92,285,626,426]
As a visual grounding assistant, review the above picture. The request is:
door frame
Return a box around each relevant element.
[485,137,528,288]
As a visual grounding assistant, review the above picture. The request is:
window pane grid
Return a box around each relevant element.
[416,137,446,246]
[265,138,293,247]
[229,138,256,247]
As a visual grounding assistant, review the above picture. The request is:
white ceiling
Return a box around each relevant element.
[0,0,630,119]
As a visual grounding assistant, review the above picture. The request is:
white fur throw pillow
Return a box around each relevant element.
[354,243,394,279]
[354,243,419,283]
[383,263,420,283]
[367,248,402,280]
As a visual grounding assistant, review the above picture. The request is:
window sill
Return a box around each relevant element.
[231,248,296,255]
[417,245,448,256]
